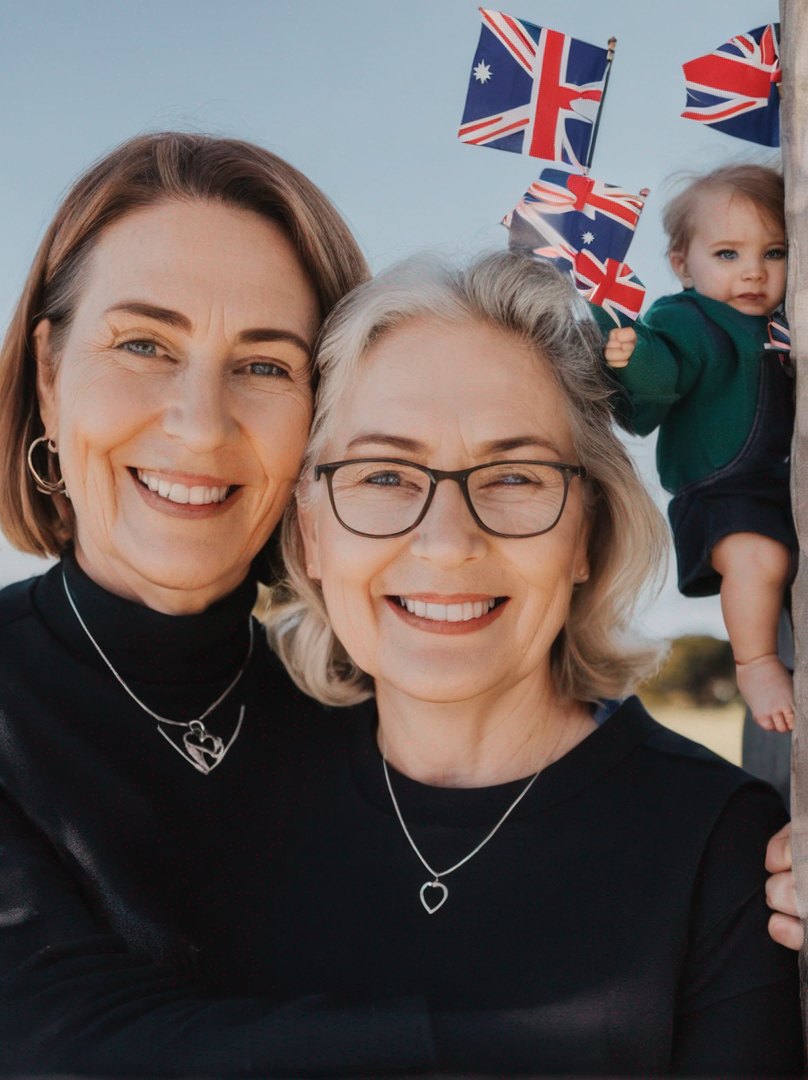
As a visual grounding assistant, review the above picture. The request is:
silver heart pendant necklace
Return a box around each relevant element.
[63,572,253,775]
[382,753,540,914]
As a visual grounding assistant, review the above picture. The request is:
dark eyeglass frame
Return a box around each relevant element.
[314,458,588,539]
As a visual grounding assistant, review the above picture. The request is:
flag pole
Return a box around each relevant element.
[584,36,617,175]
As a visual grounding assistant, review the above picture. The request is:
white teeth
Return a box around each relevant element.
[401,597,497,622]
[136,470,229,505]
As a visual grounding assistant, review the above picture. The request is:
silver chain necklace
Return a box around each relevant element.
[62,571,254,775]
[382,753,540,914]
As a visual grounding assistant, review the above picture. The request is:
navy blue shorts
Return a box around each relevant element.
[668,468,796,598]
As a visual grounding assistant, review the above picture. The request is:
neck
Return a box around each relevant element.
[376,670,596,788]
[74,545,248,615]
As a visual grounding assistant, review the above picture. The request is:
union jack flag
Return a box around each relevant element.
[458,9,609,168]
[504,167,649,267]
[573,252,646,327]
[681,24,780,146]
[765,309,791,353]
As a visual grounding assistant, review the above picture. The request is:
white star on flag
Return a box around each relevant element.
[581,230,595,245]
[473,60,492,84]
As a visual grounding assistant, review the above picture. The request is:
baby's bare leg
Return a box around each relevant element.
[711,533,794,732]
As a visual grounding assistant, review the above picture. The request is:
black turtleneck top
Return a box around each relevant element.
[0,557,801,1075]
[0,556,433,1076]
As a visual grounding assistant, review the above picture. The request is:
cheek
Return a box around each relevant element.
[58,363,161,450]
[252,395,312,482]
[318,531,392,668]
[57,380,158,492]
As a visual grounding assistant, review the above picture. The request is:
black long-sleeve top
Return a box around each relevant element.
[206,696,803,1074]
[0,557,801,1074]
[0,556,433,1075]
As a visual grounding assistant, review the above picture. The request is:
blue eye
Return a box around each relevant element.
[246,361,290,378]
[366,471,404,486]
[120,340,158,356]
[765,248,786,260]
[715,250,737,261]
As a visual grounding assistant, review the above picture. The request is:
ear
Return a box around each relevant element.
[296,484,322,582]
[32,320,59,438]
[669,250,692,289]
[572,514,591,586]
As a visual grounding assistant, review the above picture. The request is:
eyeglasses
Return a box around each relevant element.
[314,458,587,539]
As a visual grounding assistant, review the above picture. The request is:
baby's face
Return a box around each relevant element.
[669,188,786,317]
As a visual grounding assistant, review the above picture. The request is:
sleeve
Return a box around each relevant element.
[589,299,708,437]
[0,794,435,1077]
[671,783,803,1075]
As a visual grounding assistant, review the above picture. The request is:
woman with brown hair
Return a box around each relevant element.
[0,132,435,1075]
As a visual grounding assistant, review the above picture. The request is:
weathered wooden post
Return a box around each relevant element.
[781,0,808,1029]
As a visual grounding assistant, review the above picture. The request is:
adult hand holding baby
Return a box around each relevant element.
[766,822,803,950]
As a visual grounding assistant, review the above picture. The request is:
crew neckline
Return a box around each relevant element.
[350,696,652,827]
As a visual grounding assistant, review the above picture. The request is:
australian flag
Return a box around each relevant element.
[504,167,648,267]
[458,9,609,168]
[504,167,648,325]
[681,24,780,146]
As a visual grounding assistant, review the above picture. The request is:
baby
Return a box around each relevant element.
[597,165,795,733]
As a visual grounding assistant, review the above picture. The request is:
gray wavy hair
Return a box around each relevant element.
[265,252,669,706]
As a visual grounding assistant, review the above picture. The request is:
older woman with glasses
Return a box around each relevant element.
[218,252,804,1075]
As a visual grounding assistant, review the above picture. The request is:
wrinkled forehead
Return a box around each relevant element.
[323,316,575,458]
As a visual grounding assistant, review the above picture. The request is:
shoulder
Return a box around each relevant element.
[609,698,787,914]
[0,575,40,631]
[642,291,712,335]
[612,696,781,815]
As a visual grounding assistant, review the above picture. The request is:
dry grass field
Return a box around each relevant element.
[644,700,745,766]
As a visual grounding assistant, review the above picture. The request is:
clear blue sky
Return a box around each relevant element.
[0,0,778,638]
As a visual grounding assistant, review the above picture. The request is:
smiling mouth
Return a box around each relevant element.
[133,468,237,506]
[393,596,507,623]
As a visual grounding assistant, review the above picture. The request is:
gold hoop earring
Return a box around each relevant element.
[27,435,67,496]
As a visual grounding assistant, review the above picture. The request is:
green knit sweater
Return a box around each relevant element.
[591,289,770,493]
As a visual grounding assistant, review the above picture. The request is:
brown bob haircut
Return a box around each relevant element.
[0,131,369,557]
[662,163,784,256]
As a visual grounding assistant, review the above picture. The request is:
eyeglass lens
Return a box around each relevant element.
[328,461,568,537]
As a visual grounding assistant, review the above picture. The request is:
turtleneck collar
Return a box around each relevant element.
[34,551,257,688]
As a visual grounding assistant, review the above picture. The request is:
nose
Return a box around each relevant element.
[162,366,236,453]
[741,255,766,281]
[407,477,487,568]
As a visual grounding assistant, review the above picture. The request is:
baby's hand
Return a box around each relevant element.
[604,327,636,368]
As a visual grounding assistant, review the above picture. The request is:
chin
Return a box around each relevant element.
[116,537,253,598]
[378,656,509,704]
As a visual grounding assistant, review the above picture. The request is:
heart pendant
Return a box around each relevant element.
[420,880,448,914]
[183,721,225,774]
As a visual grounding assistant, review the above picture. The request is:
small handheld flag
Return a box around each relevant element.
[504,167,649,268]
[574,253,646,327]
[681,24,780,146]
[766,310,791,353]
[504,167,648,325]
[458,9,610,169]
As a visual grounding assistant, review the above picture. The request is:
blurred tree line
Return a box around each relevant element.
[642,636,738,708]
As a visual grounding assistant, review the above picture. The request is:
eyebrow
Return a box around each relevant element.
[344,432,565,458]
[708,237,785,247]
[104,301,312,356]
